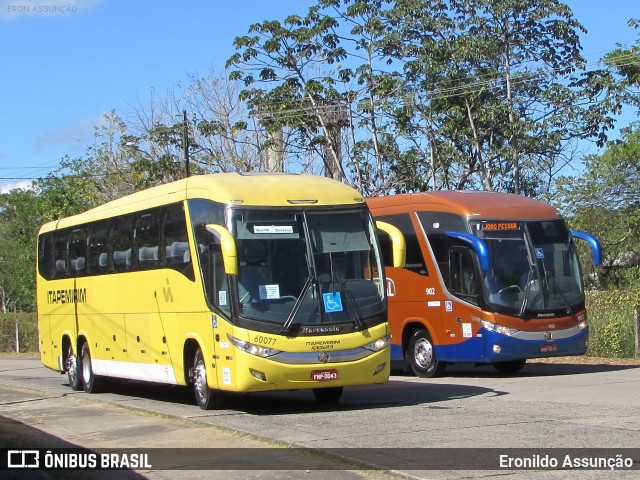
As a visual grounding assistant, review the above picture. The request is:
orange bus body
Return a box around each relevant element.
[367,191,601,376]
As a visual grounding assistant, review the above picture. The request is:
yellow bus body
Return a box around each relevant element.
[37,173,392,406]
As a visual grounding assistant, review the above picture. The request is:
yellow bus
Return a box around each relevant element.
[37,173,404,409]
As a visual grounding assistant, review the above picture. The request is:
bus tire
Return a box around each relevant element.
[493,359,526,374]
[66,343,82,391]
[407,328,445,378]
[80,342,105,394]
[193,348,224,410]
[313,386,343,404]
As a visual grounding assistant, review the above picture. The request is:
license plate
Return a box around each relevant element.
[540,344,557,353]
[312,369,338,381]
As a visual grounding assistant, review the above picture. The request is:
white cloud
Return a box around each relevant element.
[0,0,104,22]
[32,114,103,154]
[0,179,34,193]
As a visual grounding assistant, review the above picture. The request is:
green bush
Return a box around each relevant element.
[0,312,38,353]
[586,290,640,358]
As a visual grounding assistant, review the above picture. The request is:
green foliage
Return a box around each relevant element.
[227,0,619,195]
[0,189,42,312]
[586,290,639,358]
[0,313,38,353]
[557,126,640,289]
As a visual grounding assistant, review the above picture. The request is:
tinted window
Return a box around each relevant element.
[376,214,428,275]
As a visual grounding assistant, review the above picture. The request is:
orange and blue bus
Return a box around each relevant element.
[36,173,404,408]
[367,191,601,376]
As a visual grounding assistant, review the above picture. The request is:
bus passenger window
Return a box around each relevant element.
[88,221,110,274]
[53,232,68,278]
[136,211,160,270]
[162,203,194,280]
[112,216,134,273]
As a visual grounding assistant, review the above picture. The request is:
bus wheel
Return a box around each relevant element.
[193,348,224,410]
[66,344,82,391]
[80,342,105,394]
[493,359,526,374]
[313,387,343,404]
[407,329,445,378]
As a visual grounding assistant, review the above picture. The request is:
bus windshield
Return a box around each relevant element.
[473,219,584,316]
[231,208,385,331]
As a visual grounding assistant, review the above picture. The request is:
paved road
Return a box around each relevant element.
[1,357,639,479]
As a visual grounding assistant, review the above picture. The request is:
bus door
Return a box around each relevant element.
[444,246,484,362]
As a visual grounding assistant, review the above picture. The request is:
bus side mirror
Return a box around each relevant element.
[375,221,406,268]
[205,224,238,275]
[570,230,603,267]
[445,231,491,272]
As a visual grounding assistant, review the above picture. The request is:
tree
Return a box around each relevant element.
[555,20,640,289]
[227,0,619,196]
[389,0,619,195]
[556,127,640,288]
[0,189,43,312]
[127,72,267,181]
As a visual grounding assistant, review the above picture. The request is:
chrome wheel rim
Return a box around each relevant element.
[414,338,434,368]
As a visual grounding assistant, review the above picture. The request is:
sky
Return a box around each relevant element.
[0,0,638,193]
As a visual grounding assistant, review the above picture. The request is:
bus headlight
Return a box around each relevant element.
[480,320,519,337]
[363,334,391,352]
[228,334,281,358]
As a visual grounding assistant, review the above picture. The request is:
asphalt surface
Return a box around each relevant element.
[1,356,640,480]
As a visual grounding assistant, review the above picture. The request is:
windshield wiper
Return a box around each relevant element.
[544,270,573,315]
[332,275,365,331]
[281,275,313,334]
[518,268,535,317]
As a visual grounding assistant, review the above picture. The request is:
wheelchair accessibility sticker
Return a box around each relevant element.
[323,292,344,313]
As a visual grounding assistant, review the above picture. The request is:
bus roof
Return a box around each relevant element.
[366,190,561,219]
[40,173,365,233]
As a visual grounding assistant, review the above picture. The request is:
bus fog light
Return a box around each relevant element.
[374,363,386,375]
[250,369,267,382]
[493,345,502,354]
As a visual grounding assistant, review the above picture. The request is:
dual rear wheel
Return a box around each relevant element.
[66,341,105,393]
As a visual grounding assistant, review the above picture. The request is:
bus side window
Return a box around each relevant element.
[53,231,68,279]
[88,221,110,275]
[136,211,160,270]
[376,214,428,276]
[112,215,134,273]
[38,232,56,280]
[201,235,230,315]
[68,228,87,276]
[449,247,479,306]
[163,203,194,280]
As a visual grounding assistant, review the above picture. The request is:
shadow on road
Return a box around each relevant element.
[96,377,505,415]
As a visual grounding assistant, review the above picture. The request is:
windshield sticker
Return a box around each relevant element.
[259,284,280,300]
[218,291,228,306]
[254,225,294,234]
[322,292,344,313]
[535,248,545,259]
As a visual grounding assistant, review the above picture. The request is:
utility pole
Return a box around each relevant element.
[183,109,190,177]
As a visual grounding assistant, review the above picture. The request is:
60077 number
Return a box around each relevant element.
[253,335,276,346]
